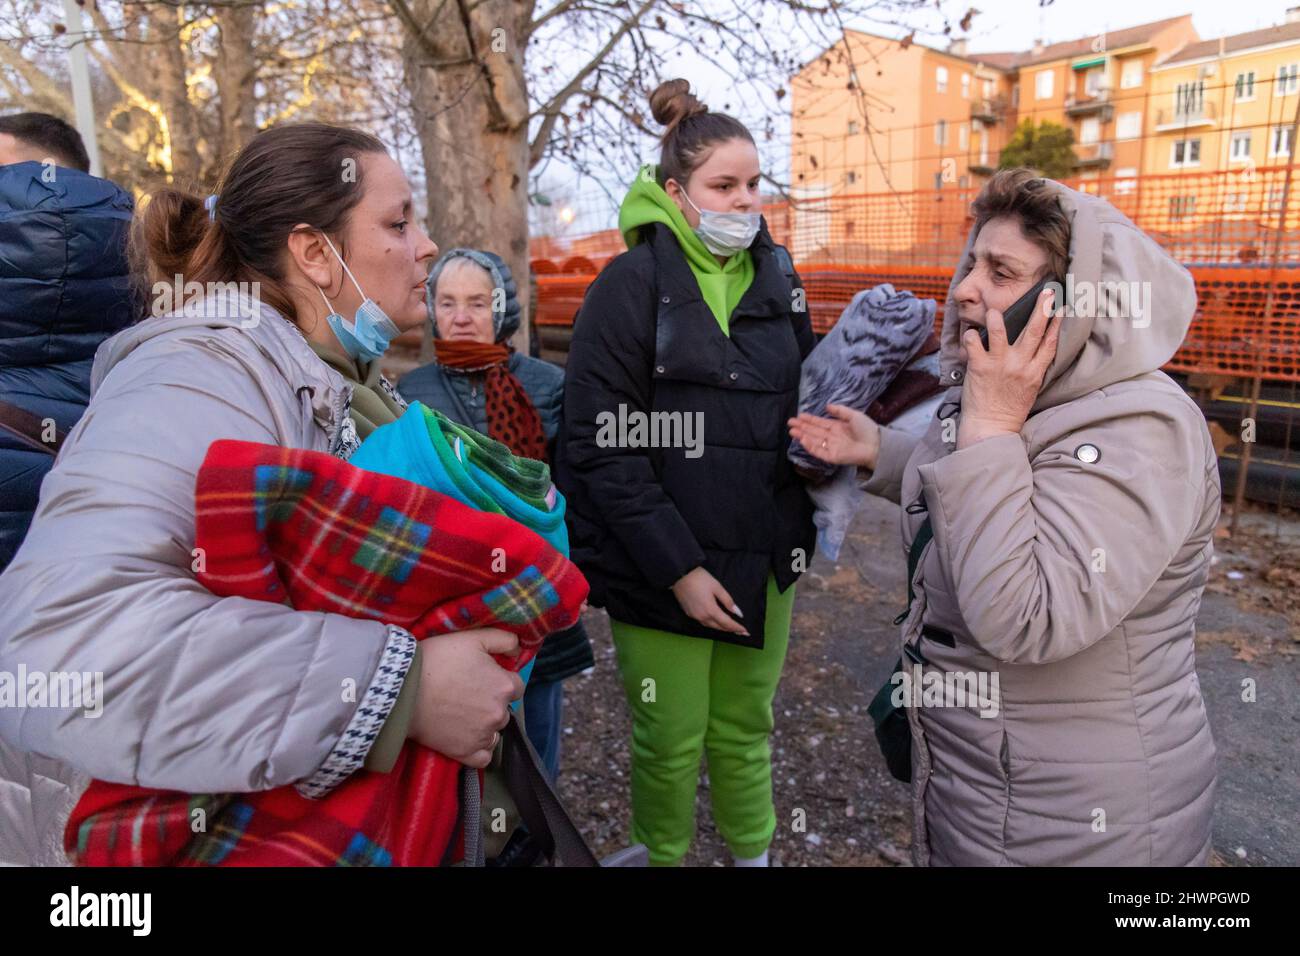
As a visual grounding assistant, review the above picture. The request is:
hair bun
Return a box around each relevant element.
[649,79,708,136]
[131,187,210,286]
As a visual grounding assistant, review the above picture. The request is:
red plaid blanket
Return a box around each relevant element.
[65,439,588,866]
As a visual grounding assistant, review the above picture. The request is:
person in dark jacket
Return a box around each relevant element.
[0,113,135,573]
[399,248,595,782]
[555,79,816,866]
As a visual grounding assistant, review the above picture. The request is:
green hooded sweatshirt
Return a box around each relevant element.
[617,164,754,336]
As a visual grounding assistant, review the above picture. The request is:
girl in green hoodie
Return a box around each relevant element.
[559,79,817,866]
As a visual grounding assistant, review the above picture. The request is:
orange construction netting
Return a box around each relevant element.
[533,165,1300,382]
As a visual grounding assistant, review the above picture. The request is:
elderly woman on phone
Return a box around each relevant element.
[790,168,1220,866]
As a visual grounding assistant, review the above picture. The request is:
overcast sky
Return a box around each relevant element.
[964,0,1277,54]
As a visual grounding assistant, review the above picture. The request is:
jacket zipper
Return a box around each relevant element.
[329,385,350,454]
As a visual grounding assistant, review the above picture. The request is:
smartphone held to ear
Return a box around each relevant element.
[977,275,1061,349]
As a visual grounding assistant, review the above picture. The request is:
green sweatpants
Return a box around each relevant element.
[609,574,795,866]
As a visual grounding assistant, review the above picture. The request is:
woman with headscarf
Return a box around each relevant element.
[792,168,1220,866]
[399,249,594,788]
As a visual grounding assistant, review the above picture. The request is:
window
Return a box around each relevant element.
[1223,192,1247,214]
[1169,195,1196,221]
[1174,80,1204,117]
[1278,63,1298,95]
[1036,69,1054,99]
[958,122,968,150]
[1011,83,1020,107]
[935,119,948,145]
[845,221,855,238]
[1120,59,1143,89]
[848,120,859,135]
[961,73,971,99]
[1171,138,1201,167]
[959,174,969,188]
[934,172,944,190]
[982,77,994,98]
[1084,67,1105,97]
[846,170,857,185]
[1230,131,1252,161]
[936,66,948,93]
[979,129,989,165]
[1267,185,1286,212]
[1116,111,1142,140]
[1235,71,1256,101]
[1271,125,1294,157]
[1080,117,1100,144]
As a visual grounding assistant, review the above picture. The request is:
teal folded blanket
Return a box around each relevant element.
[351,404,573,689]
[353,403,568,553]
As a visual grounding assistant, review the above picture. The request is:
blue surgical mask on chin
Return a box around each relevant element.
[316,233,401,363]
[678,187,761,257]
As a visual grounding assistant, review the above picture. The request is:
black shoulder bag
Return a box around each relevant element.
[866,510,933,783]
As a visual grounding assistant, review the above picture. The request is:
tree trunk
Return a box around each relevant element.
[215,2,260,165]
[147,5,202,185]
[402,0,533,359]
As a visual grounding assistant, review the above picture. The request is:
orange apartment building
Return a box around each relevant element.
[1003,16,1200,183]
[1141,18,1300,248]
[788,30,1012,260]
[780,12,1300,265]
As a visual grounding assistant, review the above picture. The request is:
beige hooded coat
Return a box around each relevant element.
[861,180,1220,866]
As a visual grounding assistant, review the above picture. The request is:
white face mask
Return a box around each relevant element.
[677,186,761,257]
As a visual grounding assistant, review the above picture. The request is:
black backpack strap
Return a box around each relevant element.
[500,711,600,867]
[0,399,63,456]
[904,516,934,609]
[893,507,933,626]
[772,243,795,282]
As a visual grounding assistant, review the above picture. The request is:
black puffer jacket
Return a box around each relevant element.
[556,220,816,649]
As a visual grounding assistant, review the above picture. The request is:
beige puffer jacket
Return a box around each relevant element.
[863,181,1219,865]
[0,297,415,865]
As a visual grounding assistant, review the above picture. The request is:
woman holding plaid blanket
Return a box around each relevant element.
[0,123,534,866]
[67,437,586,866]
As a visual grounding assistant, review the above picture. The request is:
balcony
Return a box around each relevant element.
[970,96,1007,125]
[1065,91,1114,122]
[1074,141,1114,169]
[1154,101,1218,131]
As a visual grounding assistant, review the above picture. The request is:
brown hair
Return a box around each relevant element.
[131,123,387,322]
[649,79,754,188]
[969,167,1071,282]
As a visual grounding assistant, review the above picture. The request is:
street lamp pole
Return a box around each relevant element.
[62,0,101,177]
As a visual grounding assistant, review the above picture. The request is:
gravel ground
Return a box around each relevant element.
[556,496,1299,867]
